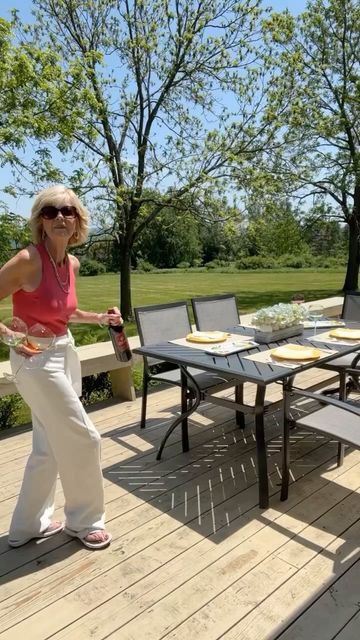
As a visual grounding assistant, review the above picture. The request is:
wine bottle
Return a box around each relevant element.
[108,324,132,362]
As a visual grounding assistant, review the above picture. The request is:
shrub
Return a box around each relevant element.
[279,254,313,269]
[235,256,277,270]
[81,372,113,406]
[313,255,346,269]
[80,258,106,276]
[205,260,218,270]
[176,261,190,269]
[205,259,230,270]
[0,395,23,430]
[136,260,155,272]
[131,362,144,392]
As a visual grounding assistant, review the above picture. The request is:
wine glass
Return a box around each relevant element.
[1,316,27,348]
[307,303,324,336]
[11,323,56,376]
[0,317,28,382]
[27,323,56,353]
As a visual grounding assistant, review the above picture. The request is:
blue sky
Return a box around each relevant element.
[0,0,309,217]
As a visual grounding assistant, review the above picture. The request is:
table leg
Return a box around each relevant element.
[254,385,268,509]
[281,375,297,501]
[281,379,292,501]
[156,366,201,460]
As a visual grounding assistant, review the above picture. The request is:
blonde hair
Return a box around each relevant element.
[29,185,89,246]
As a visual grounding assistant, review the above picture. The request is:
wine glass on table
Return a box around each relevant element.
[307,303,324,336]
[0,317,28,382]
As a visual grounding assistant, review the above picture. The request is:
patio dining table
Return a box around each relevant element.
[133,324,360,509]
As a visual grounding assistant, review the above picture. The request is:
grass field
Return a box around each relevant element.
[0,268,345,351]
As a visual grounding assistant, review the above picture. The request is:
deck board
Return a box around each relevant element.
[1,372,359,640]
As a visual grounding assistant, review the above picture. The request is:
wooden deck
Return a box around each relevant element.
[1,368,360,640]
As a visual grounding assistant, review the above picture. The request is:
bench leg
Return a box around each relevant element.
[109,367,136,401]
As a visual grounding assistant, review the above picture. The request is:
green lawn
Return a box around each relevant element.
[0,268,345,353]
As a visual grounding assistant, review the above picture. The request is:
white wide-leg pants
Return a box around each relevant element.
[9,333,105,541]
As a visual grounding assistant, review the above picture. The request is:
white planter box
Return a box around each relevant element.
[254,324,303,344]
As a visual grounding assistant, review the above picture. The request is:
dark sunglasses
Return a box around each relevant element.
[40,205,78,220]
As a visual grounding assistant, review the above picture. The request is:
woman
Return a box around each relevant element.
[0,185,121,550]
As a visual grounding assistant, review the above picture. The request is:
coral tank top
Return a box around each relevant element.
[12,243,78,336]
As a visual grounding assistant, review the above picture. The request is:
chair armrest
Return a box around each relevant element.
[289,387,360,417]
[349,351,360,369]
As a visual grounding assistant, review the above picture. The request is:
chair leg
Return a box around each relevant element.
[281,418,290,501]
[235,384,245,429]
[337,442,345,467]
[337,371,347,466]
[140,373,149,429]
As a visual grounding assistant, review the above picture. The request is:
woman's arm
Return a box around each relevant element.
[0,248,41,355]
[0,248,35,304]
[68,255,122,326]
[69,308,122,326]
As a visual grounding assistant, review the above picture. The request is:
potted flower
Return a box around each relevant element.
[251,303,307,343]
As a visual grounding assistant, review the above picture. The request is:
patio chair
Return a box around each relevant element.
[320,291,360,401]
[280,384,360,501]
[134,301,245,438]
[191,294,245,425]
[191,293,240,331]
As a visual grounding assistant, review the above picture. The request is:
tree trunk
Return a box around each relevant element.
[119,241,133,320]
[343,210,359,291]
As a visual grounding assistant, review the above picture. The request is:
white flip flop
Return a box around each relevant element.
[8,521,64,548]
[64,527,112,550]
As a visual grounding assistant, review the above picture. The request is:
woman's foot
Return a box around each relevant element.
[84,531,111,547]
[8,521,64,548]
[64,527,112,550]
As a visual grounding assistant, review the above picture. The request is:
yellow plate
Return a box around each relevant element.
[329,328,360,340]
[186,331,228,344]
[271,344,322,361]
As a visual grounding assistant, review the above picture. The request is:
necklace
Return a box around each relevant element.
[44,242,70,294]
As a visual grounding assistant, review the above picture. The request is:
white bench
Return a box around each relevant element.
[0,339,136,401]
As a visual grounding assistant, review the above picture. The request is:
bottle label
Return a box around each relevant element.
[109,326,131,361]
[116,331,127,350]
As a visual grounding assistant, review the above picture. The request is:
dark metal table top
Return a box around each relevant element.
[133,324,360,386]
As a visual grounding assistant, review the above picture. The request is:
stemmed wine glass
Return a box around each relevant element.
[25,323,56,370]
[0,317,28,382]
[27,323,56,353]
[0,319,55,383]
[307,303,324,336]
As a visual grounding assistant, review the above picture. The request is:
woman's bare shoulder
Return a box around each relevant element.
[0,245,40,296]
[19,244,41,262]
[68,253,80,274]
[3,245,39,269]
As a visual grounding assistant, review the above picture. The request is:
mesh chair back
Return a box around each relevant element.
[342,292,360,321]
[191,294,239,331]
[134,301,191,367]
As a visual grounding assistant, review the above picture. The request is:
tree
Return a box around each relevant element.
[301,205,347,258]
[9,0,276,317]
[0,210,32,266]
[0,16,62,197]
[263,0,360,289]
[134,205,201,268]
[244,198,306,257]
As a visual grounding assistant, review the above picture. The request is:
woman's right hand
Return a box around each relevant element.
[14,340,41,358]
[0,327,33,356]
